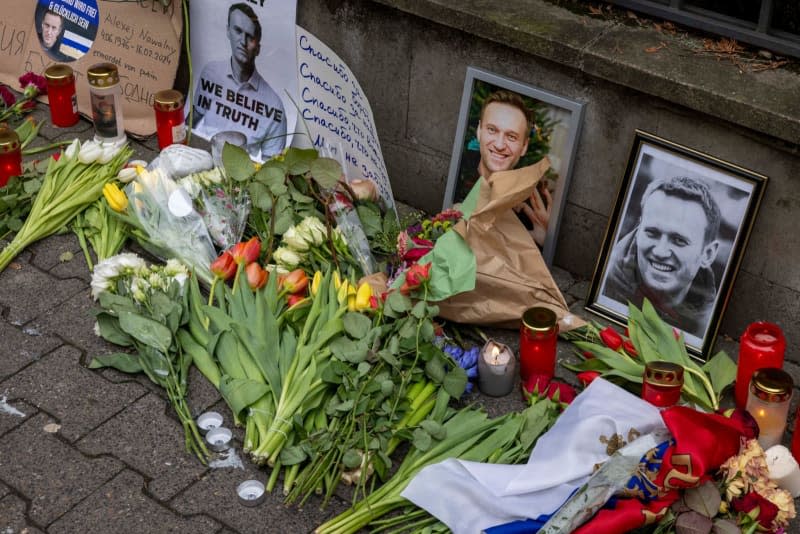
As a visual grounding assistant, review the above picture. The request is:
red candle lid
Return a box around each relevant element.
[154,89,184,112]
[522,307,557,332]
[44,64,74,86]
[0,128,20,153]
[644,361,684,388]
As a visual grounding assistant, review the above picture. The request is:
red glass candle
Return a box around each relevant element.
[735,322,786,409]
[154,89,186,149]
[44,64,79,127]
[0,127,22,187]
[642,361,684,408]
[519,307,559,380]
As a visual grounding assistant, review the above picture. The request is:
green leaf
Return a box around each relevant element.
[279,445,308,466]
[356,203,382,238]
[23,178,41,195]
[284,147,318,175]
[343,312,372,340]
[309,157,342,188]
[377,349,400,368]
[443,367,468,397]
[98,292,139,315]
[411,301,427,319]
[94,313,134,346]
[674,510,713,534]
[380,379,394,396]
[385,292,411,315]
[254,162,286,188]
[684,481,720,518]
[248,182,273,211]
[219,375,269,417]
[702,350,736,398]
[222,143,254,181]
[329,337,368,363]
[88,352,142,373]
[342,449,362,469]
[420,420,446,440]
[425,357,446,383]
[412,428,433,451]
[573,341,643,377]
[273,196,294,234]
[6,217,22,231]
[118,311,173,354]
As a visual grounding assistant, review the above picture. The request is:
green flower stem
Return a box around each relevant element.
[683,365,719,411]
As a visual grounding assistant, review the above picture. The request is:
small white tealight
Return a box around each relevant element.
[766,445,800,498]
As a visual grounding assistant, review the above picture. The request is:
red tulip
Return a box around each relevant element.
[369,296,380,310]
[245,262,267,290]
[210,251,236,281]
[582,350,595,360]
[287,294,307,308]
[577,371,601,387]
[230,237,261,264]
[281,269,309,294]
[622,339,638,357]
[599,327,623,351]
[522,373,577,404]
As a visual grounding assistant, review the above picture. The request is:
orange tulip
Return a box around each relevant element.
[287,294,307,308]
[245,262,268,290]
[281,269,309,294]
[210,251,236,281]
[230,236,261,264]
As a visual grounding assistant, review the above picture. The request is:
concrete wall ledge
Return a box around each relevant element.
[374,0,800,149]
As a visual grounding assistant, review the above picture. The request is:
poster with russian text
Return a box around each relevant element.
[294,26,395,214]
[0,0,182,137]
[187,0,297,161]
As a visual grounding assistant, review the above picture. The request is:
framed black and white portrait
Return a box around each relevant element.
[442,67,584,265]
[587,131,767,358]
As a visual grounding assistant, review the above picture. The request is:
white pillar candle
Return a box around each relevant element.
[766,445,800,498]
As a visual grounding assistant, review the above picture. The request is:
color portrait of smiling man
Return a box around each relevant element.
[603,175,721,338]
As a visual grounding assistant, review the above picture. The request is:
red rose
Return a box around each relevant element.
[0,86,15,108]
[732,491,778,529]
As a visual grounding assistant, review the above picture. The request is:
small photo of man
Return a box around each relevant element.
[35,0,99,62]
[39,9,71,62]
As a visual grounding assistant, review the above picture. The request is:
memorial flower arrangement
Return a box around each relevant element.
[655,439,796,534]
[562,299,737,412]
[0,72,47,125]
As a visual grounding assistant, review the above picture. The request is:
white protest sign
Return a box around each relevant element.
[294,26,395,213]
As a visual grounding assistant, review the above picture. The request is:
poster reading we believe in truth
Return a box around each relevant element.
[187,0,298,161]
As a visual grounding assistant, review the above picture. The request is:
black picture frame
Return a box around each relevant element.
[586,130,767,359]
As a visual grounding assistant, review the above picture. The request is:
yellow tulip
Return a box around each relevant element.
[354,282,372,311]
[346,283,357,312]
[310,271,323,296]
[337,280,350,306]
[333,270,342,290]
[103,183,128,212]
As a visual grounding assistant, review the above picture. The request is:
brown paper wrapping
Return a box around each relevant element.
[436,160,585,332]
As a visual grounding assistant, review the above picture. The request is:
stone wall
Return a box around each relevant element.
[296,0,800,357]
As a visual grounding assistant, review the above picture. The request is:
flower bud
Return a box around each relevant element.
[281,269,309,294]
[210,251,236,281]
[117,167,138,183]
[78,140,102,164]
[245,262,268,290]
[354,282,372,311]
[283,226,310,252]
[599,327,623,351]
[64,139,79,160]
[310,271,322,296]
[102,183,128,212]
[230,236,261,264]
[273,246,303,270]
[348,179,378,202]
[298,216,326,245]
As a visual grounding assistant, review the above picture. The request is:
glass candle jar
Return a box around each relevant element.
[642,361,684,408]
[87,63,126,144]
[477,340,516,397]
[735,322,786,409]
[0,127,22,187]
[519,307,558,381]
[747,368,793,450]
[44,64,79,127]
[153,89,186,149]
[790,407,800,465]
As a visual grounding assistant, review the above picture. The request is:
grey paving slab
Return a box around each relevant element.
[77,393,208,502]
[0,493,44,534]
[0,345,146,442]
[171,461,348,534]
[0,398,35,437]
[48,470,219,534]
[186,366,224,417]
[32,285,125,360]
[27,232,91,281]
[0,319,62,380]
[0,261,85,326]
[0,480,8,499]
[0,412,122,527]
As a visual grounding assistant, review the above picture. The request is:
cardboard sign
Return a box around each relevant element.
[294,26,395,213]
[0,0,182,137]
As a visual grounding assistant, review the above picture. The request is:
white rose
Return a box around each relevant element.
[273,246,303,269]
[283,226,310,252]
[299,216,326,246]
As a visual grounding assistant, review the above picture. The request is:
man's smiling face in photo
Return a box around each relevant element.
[476,101,529,178]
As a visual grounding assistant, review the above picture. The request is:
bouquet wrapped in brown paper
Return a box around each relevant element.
[435,160,584,332]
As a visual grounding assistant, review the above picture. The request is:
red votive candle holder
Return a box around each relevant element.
[642,361,684,408]
[735,322,786,409]
[44,64,79,127]
[154,89,186,149]
[519,307,558,381]
[0,127,22,187]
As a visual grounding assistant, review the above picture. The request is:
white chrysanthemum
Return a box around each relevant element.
[283,226,310,252]
[91,255,130,300]
[164,258,188,276]
[172,272,189,289]
[112,252,147,273]
[273,246,303,269]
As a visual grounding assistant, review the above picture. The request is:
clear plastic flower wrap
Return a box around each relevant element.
[329,191,376,275]
[124,165,217,285]
[177,167,251,250]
